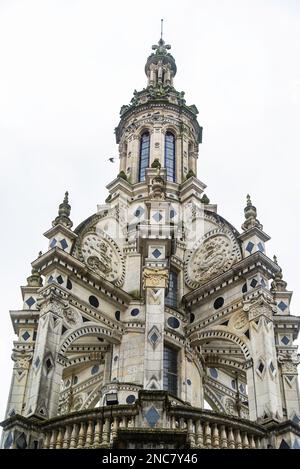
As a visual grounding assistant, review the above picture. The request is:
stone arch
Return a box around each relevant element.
[59,322,121,355]
[204,387,225,413]
[161,124,179,138]
[189,328,251,360]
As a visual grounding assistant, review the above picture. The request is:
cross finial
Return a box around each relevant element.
[161,19,164,41]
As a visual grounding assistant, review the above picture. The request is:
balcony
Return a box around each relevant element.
[1,391,269,449]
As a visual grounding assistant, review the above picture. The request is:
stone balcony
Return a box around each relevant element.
[1,390,275,449]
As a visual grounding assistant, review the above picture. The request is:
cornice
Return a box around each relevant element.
[31,248,132,307]
[183,251,281,307]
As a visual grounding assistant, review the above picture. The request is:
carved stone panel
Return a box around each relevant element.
[142,268,169,289]
[80,231,125,286]
[185,229,241,288]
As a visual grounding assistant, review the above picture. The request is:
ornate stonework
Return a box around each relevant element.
[142,267,169,289]
[63,307,82,328]
[185,229,241,288]
[80,231,125,286]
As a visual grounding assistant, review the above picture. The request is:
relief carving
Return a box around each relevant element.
[185,229,241,288]
[143,268,169,289]
[80,232,125,286]
[230,311,249,332]
[63,307,82,328]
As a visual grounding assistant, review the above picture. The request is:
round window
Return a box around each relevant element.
[131,308,140,317]
[210,368,218,379]
[89,295,99,308]
[167,316,180,329]
[126,395,136,404]
[213,297,224,310]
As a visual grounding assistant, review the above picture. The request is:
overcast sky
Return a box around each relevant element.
[0,0,299,420]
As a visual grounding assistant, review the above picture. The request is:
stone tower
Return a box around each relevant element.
[1,33,300,450]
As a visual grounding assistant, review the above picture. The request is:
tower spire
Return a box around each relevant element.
[52,191,73,229]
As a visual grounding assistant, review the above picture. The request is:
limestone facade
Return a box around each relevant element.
[1,35,300,450]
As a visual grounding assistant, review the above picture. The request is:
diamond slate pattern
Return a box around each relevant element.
[60,239,68,250]
[246,241,255,253]
[152,249,161,259]
[257,242,264,252]
[50,238,57,248]
[34,356,40,368]
[26,296,36,308]
[250,278,258,288]
[258,362,264,374]
[152,212,163,222]
[145,406,160,427]
[278,301,287,312]
[22,331,30,341]
[281,336,290,345]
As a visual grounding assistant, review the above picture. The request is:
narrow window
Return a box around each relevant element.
[164,131,176,182]
[163,345,178,396]
[165,270,178,309]
[139,132,150,182]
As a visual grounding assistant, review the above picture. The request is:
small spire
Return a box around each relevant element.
[52,191,73,229]
[27,267,43,287]
[161,18,164,41]
[271,255,287,292]
[241,194,262,231]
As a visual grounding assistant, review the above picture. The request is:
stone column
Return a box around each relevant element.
[25,288,66,419]
[4,351,32,418]
[142,267,169,390]
[244,296,283,420]
[278,352,300,421]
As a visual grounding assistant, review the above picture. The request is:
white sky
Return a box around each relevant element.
[0,0,299,420]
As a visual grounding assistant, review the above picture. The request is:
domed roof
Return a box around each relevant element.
[145,38,177,77]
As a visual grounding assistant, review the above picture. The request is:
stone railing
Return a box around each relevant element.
[39,404,265,449]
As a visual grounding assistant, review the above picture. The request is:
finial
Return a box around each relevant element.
[27,266,43,287]
[270,254,288,292]
[241,194,263,231]
[161,19,164,41]
[52,191,73,229]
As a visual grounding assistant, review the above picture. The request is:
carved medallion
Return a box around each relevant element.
[80,232,125,286]
[185,229,241,288]
[63,307,82,328]
[230,311,249,332]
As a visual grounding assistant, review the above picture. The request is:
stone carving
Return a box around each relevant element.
[13,352,32,370]
[281,362,298,374]
[142,268,169,289]
[80,232,125,286]
[230,311,249,332]
[225,398,235,415]
[148,288,162,305]
[72,395,83,411]
[244,297,276,322]
[63,307,82,328]
[185,229,241,288]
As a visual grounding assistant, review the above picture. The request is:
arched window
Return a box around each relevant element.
[139,132,150,182]
[163,345,178,396]
[164,131,176,182]
[165,270,178,308]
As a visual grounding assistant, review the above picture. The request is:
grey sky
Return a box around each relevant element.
[0,0,299,420]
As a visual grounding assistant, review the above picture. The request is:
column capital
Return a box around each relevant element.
[142,267,169,289]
